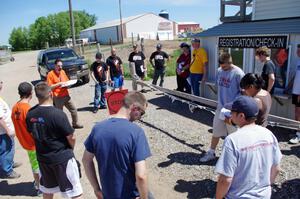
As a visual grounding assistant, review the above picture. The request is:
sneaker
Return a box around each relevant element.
[13,162,22,168]
[200,151,216,162]
[73,124,84,129]
[92,108,98,113]
[5,171,21,179]
[289,132,300,144]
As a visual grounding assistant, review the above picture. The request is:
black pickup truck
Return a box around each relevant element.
[37,48,90,84]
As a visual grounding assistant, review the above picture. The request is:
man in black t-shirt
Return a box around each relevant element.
[91,52,108,113]
[106,48,124,91]
[26,82,82,199]
[256,47,275,93]
[150,43,169,87]
[128,44,146,91]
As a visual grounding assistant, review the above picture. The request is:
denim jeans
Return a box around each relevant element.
[152,68,166,87]
[0,134,14,176]
[94,82,107,108]
[190,73,203,96]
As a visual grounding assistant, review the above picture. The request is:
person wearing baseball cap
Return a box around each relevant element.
[90,52,109,113]
[190,38,208,96]
[150,43,169,87]
[215,96,282,199]
[176,43,191,93]
[128,44,146,92]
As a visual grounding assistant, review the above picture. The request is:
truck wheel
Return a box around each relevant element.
[82,75,90,84]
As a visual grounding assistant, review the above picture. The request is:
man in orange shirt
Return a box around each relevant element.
[47,59,83,129]
[11,82,40,194]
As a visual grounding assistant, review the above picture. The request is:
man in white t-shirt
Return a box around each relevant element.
[215,96,282,199]
[287,44,300,144]
[0,81,21,178]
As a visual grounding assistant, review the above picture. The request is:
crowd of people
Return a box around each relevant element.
[0,42,299,199]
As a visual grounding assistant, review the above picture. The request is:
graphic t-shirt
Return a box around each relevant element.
[106,56,123,78]
[84,118,151,199]
[176,53,191,78]
[292,60,300,95]
[26,105,74,164]
[11,102,35,151]
[91,61,108,83]
[128,51,146,73]
[150,51,169,69]
[0,97,14,135]
[216,65,245,108]
[215,124,282,199]
[190,48,208,74]
[261,60,275,93]
[47,70,69,97]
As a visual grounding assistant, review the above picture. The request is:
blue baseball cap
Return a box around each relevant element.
[224,96,259,119]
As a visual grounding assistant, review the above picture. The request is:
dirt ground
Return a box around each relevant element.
[0,48,299,199]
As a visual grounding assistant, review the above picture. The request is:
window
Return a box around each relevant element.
[254,48,290,93]
[219,47,244,69]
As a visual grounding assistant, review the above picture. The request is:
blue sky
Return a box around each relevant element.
[0,0,221,44]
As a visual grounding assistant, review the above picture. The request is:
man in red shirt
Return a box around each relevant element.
[47,59,83,129]
[176,43,191,93]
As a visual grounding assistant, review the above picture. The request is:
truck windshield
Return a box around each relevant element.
[46,50,78,63]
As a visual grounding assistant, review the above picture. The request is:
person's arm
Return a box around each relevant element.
[66,133,75,149]
[270,164,280,184]
[267,73,275,93]
[82,150,103,199]
[149,53,154,67]
[47,74,64,89]
[135,160,148,199]
[284,75,295,93]
[216,174,233,199]
[0,117,14,137]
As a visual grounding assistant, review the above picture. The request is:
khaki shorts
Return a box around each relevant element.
[213,107,237,137]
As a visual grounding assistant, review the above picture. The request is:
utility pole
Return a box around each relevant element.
[118,0,124,43]
[68,0,76,48]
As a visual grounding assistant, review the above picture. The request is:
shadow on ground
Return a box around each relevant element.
[77,106,94,112]
[272,178,300,199]
[174,179,216,199]
[147,95,214,127]
[0,180,36,197]
[158,152,218,168]
[140,120,204,152]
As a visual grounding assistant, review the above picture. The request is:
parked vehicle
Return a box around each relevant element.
[0,45,14,64]
[37,48,90,84]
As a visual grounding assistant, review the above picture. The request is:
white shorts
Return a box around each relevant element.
[213,107,237,137]
[39,157,82,198]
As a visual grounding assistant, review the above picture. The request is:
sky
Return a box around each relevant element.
[0,0,221,44]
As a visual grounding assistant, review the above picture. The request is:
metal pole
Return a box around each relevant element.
[68,0,76,48]
[118,0,124,44]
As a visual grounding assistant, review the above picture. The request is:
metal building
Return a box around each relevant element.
[193,0,300,120]
[80,13,178,44]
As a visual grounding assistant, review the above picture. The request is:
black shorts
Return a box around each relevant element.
[39,157,82,198]
[292,94,300,107]
[136,70,145,79]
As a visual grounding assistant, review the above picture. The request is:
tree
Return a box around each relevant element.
[9,10,97,50]
[9,27,29,51]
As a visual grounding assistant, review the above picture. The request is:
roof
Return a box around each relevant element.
[194,18,300,37]
[178,22,199,25]
[81,13,176,32]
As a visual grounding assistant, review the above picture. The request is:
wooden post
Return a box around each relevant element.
[131,32,134,46]
[81,43,85,55]
[109,38,113,51]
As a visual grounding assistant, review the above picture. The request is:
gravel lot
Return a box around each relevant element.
[0,50,299,199]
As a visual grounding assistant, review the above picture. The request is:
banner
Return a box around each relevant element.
[105,89,128,115]
[218,36,288,49]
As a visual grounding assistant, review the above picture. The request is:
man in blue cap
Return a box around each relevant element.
[215,96,282,199]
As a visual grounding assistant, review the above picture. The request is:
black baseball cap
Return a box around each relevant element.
[95,52,102,59]
[180,42,190,48]
[18,82,32,97]
[133,43,138,48]
[191,38,200,43]
[156,43,162,49]
[225,96,259,119]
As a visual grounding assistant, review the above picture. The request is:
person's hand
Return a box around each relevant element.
[94,189,103,199]
[224,117,232,125]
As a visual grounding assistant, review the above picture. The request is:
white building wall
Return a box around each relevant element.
[80,31,95,42]
[253,0,300,20]
[125,13,176,40]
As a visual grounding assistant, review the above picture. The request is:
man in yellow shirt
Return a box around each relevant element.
[189,38,208,96]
